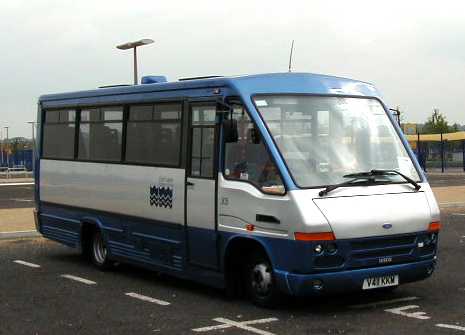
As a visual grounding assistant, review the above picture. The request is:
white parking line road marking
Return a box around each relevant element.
[61,274,96,285]
[13,260,41,268]
[349,296,419,309]
[436,324,465,332]
[5,230,39,235]
[192,317,278,335]
[125,292,170,306]
[0,182,34,186]
[439,202,465,208]
[384,305,430,320]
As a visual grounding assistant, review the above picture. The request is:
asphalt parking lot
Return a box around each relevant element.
[428,172,465,188]
[1,208,464,335]
[1,177,465,334]
[0,183,34,209]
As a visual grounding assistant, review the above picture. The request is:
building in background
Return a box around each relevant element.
[402,123,418,135]
[0,137,33,169]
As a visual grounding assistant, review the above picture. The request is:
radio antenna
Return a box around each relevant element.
[288,40,295,72]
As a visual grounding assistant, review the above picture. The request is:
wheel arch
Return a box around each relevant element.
[79,216,105,252]
[222,235,275,294]
[223,235,274,270]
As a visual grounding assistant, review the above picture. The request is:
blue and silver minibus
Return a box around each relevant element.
[35,73,440,307]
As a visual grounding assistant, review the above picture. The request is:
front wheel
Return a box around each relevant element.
[91,229,113,270]
[245,252,284,308]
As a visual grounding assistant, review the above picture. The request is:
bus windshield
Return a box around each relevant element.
[253,95,420,188]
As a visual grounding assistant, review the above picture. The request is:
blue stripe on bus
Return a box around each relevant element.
[37,202,437,296]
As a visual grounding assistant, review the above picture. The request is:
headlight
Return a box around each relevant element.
[314,244,323,254]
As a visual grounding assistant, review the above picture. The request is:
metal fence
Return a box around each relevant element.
[0,149,33,170]
[406,132,465,173]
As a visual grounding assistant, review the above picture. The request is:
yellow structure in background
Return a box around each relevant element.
[405,131,465,151]
[406,131,465,143]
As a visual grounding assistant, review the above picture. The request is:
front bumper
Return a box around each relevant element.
[275,258,436,296]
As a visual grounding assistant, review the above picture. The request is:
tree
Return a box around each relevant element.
[422,109,454,134]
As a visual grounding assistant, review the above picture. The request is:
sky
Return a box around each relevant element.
[1,0,464,138]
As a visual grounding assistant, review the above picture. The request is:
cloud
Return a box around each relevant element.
[0,0,464,137]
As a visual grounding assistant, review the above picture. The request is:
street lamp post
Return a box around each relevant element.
[27,121,36,176]
[116,39,154,85]
[0,127,3,167]
[4,126,9,168]
[389,107,401,127]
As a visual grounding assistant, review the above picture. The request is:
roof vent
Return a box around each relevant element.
[141,76,168,84]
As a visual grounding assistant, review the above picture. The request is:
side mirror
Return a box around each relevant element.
[223,119,238,143]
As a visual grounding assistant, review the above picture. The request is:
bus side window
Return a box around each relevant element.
[78,107,123,162]
[223,105,285,195]
[42,109,76,159]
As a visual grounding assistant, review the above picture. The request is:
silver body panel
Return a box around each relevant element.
[41,160,439,241]
[292,183,438,239]
[186,177,216,230]
[40,159,185,225]
[314,190,431,239]
[218,174,331,238]
[218,175,439,240]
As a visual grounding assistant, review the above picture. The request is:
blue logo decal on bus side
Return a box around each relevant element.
[150,184,174,208]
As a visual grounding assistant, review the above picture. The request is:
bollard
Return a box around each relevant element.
[440,133,445,173]
[416,133,421,169]
[462,140,465,172]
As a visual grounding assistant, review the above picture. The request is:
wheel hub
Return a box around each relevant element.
[93,233,107,264]
[251,263,272,296]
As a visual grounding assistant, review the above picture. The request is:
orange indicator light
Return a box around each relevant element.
[294,232,336,241]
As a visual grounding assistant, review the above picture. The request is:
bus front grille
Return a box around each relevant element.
[350,235,416,251]
[347,234,420,269]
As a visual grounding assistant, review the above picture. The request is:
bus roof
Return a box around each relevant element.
[39,72,381,103]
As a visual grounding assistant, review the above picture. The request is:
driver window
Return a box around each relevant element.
[223,104,285,195]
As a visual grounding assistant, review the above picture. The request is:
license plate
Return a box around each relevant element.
[362,275,399,290]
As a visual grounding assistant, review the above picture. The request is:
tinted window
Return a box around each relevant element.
[102,106,123,121]
[190,105,216,178]
[42,110,76,159]
[125,103,182,165]
[45,111,59,123]
[156,104,182,120]
[192,106,216,125]
[80,108,99,122]
[78,107,123,162]
[129,105,153,121]
[191,127,215,177]
[60,110,76,122]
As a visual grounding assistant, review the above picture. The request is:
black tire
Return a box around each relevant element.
[90,229,113,270]
[244,251,284,308]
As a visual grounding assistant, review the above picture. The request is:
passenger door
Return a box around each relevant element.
[185,103,219,269]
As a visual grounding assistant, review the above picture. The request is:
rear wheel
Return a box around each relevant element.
[90,229,112,270]
[245,251,283,308]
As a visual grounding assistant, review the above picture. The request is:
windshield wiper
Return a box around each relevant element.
[345,169,421,191]
[319,177,378,196]
[319,169,421,197]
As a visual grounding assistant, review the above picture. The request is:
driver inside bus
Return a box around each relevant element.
[258,159,281,187]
